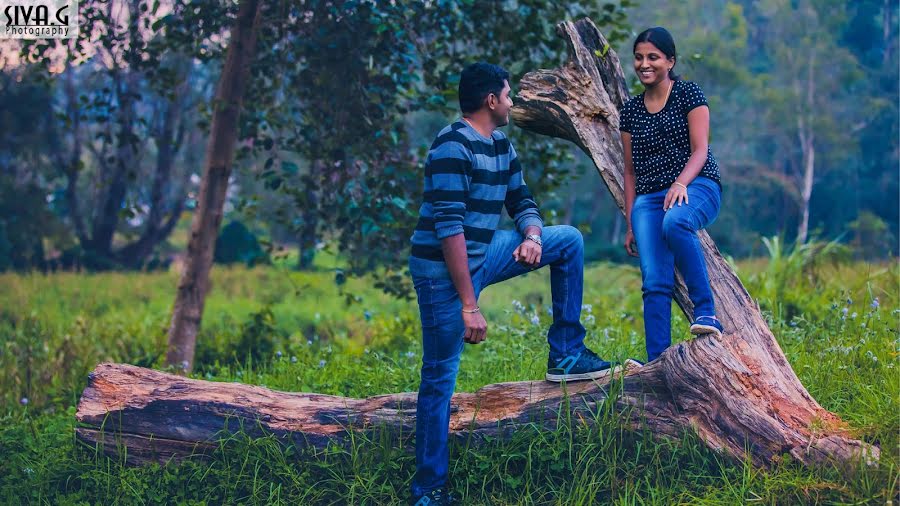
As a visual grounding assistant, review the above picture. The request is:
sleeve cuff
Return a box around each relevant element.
[517,216,544,234]
[435,224,465,240]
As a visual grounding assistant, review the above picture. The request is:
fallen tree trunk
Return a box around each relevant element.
[75,18,877,470]
[75,362,642,465]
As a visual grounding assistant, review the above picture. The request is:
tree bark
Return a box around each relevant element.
[81,18,878,472]
[165,0,264,374]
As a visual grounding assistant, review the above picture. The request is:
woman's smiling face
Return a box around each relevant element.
[633,41,673,86]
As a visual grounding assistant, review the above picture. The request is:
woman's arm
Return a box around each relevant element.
[664,105,710,210]
[677,105,710,186]
[621,132,638,257]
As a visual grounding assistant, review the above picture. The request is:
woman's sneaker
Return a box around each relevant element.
[546,348,619,382]
[690,315,723,338]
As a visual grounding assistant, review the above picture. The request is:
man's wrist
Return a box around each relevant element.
[525,233,542,247]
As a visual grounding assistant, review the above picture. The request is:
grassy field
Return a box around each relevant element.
[0,250,897,504]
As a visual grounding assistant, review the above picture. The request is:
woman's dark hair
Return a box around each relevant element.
[633,27,680,81]
[458,62,510,114]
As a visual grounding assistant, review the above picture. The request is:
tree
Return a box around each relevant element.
[16,0,207,270]
[165,0,264,374]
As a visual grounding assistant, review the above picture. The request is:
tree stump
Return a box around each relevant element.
[75,18,877,470]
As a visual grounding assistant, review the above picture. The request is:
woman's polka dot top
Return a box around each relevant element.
[619,80,721,195]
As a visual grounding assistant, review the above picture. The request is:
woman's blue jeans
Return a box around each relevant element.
[409,225,588,497]
[631,176,721,362]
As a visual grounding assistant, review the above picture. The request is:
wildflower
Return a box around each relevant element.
[851,312,858,319]
[23,467,33,476]
[319,359,327,368]
[585,314,596,325]
[307,340,313,346]
[512,299,526,314]
[846,297,853,305]
[865,351,878,363]
[530,314,541,326]
[841,307,849,318]
[581,303,593,314]
[364,348,370,354]
[275,351,283,359]
[546,306,553,316]
[364,310,372,321]
[291,356,298,363]
[789,321,797,327]
[20,397,28,406]
[181,360,190,371]
[871,298,880,310]
[406,351,415,359]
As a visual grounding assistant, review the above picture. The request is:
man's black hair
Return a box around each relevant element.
[458,62,510,114]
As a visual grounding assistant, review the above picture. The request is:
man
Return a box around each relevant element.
[408,62,616,505]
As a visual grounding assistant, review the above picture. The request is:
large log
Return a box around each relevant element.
[75,18,877,470]
[75,362,641,465]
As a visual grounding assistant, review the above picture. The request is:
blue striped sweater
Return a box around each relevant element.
[408,120,543,278]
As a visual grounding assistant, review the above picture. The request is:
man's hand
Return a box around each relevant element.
[462,308,487,344]
[513,240,542,268]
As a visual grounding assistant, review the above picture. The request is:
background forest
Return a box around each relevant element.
[1,0,896,280]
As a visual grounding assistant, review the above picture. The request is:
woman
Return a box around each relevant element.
[619,27,723,362]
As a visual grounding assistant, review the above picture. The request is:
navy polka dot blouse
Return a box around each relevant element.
[619,80,721,195]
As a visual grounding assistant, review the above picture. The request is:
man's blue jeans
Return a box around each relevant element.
[631,176,721,362]
[410,225,587,497]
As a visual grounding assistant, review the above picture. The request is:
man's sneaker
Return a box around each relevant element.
[546,348,619,382]
[690,315,723,338]
[412,488,457,506]
[624,358,645,368]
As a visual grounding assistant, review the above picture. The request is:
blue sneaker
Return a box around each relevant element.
[690,315,723,338]
[411,488,457,506]
[546,348,619,382]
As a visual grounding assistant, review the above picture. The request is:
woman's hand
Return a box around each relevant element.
[663,183,689,211]
[624,229,638,257]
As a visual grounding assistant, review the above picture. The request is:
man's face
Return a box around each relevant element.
[489,80,513,127]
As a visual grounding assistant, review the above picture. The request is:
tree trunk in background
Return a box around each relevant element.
[82,18,879,472]
[116,56,192,268]
[610,212,622,245]
[795,55,816,244]
[166,0,263,374]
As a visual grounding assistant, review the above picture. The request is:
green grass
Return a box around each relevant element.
[0,256,897,504]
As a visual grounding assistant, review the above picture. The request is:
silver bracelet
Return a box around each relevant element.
[461,306,480,314]
[673,182,687,190]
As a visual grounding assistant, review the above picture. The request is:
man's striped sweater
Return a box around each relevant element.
[408,119,543,279]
